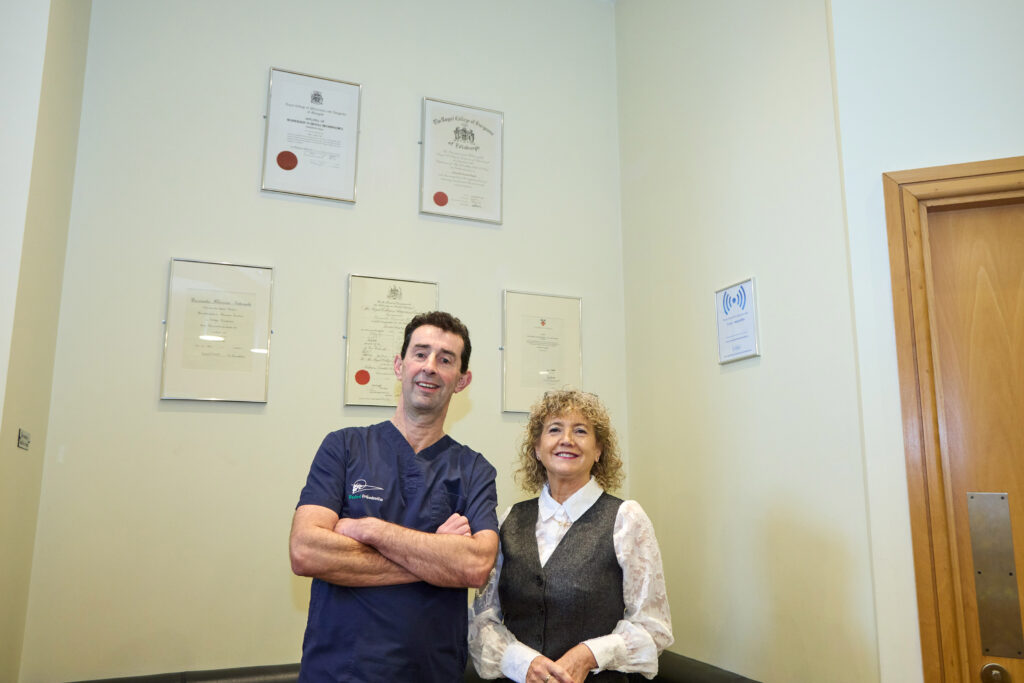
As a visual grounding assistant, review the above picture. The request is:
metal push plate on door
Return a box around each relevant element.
[967,492,1024,659]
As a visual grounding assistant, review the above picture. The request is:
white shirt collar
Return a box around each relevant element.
[539,477,603,523]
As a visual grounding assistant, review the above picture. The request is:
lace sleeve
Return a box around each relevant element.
[468,509,543,682]
[584,500,673,679]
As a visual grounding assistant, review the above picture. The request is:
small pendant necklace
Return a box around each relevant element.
[555,510,572,530]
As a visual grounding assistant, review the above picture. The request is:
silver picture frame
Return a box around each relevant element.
[344,274,440,407]
[261,67,362,203]
[160,258,274,402]
[502,289,582,412]
[419,97,503,224]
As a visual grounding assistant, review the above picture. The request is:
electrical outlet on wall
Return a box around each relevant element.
[17,428,30,450]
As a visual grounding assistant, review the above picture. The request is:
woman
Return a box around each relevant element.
[469,390,672,683]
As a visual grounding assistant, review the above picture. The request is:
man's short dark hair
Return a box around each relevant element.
[400,311,472,373]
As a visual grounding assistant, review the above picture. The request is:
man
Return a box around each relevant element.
[290,311,499,682]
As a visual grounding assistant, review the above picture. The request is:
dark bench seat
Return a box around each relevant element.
[71,651,759,682]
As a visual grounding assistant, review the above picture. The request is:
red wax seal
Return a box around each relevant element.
[277,151,298,170]
[355,370,371,385]
[433,191,449,207]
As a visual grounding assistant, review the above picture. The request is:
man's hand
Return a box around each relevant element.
[332,515,497,588]
[289,505,420,587]
[335,514,471,538]
[333,518,374,544]
[435,513,472,536]
[334,515,368,539]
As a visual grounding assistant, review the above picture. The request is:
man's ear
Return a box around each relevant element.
[393,353,403,378]
[454,370,472,393]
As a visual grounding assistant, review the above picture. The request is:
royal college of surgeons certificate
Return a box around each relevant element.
[420,98,503,223]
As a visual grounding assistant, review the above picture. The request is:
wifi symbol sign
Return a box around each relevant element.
[722,285,747,315]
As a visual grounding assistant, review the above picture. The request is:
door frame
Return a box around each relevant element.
[883,156,1024,682]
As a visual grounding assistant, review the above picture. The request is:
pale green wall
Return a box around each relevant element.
[615,1,875,681]
[18,1,627,680]
[11,1,1024,682]
[0,1,49,675]
[0,4,47,423]
[0,2,90,681]
[832,1,1024,680]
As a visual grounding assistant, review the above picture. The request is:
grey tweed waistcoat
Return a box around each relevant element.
[498,491,626,683]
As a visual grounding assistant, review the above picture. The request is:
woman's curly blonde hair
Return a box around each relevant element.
[514,390,624,494]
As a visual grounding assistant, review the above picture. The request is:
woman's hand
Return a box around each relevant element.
[526,655,574,683]
[554,643,598,683]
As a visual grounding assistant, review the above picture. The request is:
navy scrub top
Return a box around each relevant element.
[297,421,498,683]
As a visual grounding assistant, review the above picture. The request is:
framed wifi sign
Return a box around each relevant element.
[715,277,760,364]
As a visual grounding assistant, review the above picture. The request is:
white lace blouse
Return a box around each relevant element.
[468,478,673,682]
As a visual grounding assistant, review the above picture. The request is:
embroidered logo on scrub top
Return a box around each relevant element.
[349,479,385,502]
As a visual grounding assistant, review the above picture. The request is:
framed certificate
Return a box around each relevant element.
[420,98,503,224]
[345,275,439,406]
[261,67,361,202]
[715,277,760,364]
[502,290,582,413]
[161,258,274,402]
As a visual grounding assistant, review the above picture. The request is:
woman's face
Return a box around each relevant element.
[535,410,602,487]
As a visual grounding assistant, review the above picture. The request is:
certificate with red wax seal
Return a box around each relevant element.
[345,274,439,406]
[420,98,503,224]
[261,67,361,202]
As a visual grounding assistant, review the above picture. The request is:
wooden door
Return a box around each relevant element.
[885,157,1024,683]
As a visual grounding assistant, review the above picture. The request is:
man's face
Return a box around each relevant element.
[394,325,470,415]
